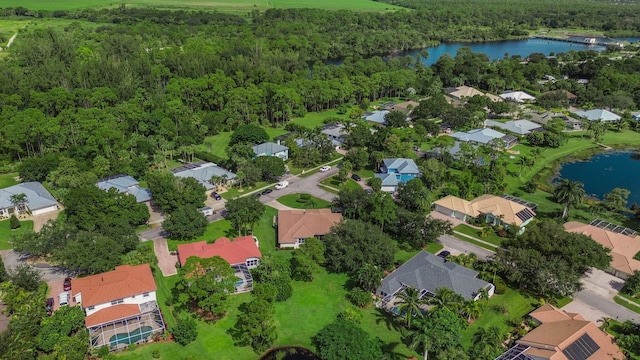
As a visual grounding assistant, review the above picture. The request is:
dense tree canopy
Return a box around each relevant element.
[494,220,611,297]
[313,319,384,360]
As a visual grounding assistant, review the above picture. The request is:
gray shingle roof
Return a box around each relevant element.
[362,110,389,124]
[96,175,152,203]
[378,251,492,300]
[252,142,289,156]
[484,120,543,135]
[574,109,621,122]
[382,158,420,174]
[451,128,506,145]
[0,182,58,211]
[172,162,236,190]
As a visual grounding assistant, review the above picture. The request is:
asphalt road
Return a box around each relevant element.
[256,167,339,203]
[437,234,494,259]
[575,290,638,323]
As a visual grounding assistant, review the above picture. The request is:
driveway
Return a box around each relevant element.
[561,299,611,323]
[436,234,494,260]
[31,210,61,232]
[154,238,177,277]
[257,167,339,204]
[0,250,70,282]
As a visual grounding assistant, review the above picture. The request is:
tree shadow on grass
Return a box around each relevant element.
[373,306,403,333]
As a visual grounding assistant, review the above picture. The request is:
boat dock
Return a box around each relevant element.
[531,35,611,46]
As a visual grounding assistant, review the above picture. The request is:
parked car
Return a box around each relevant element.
[45,298,54,316]
[261,189,273,195]
[275,181,289,190]
[59,292,69,307]
[211,192,222,201]
[437,250,451,259]
[63,277,71,291]
[319,165,331,172]
[351,174,361,182]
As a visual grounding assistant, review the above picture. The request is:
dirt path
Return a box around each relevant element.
[1,32,18,51]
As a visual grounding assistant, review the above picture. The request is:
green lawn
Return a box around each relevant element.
[460,288,536,349]
[0,172,19,189]
[221,182,268,200]
[290,109,346,129]
[7,0,403,12]
[452,233,497,252]
[200,132,232,159]
[614,295,640,314]
[453,224,504,247]
[394,242,443,264]
[277,193,332,209]
[0,219,34,250]
[320,176,361,191]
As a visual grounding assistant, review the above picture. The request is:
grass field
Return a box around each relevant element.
[0,218,34,250]
[277,193,332,209]
[0,172,19,189]
[5,0,403,12]
[454,224,504,247]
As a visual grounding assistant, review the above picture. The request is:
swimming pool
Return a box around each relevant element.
[109,326,153,347]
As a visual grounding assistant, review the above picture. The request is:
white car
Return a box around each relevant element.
[319,166,331,172]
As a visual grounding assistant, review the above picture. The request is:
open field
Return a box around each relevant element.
[0,172,19,189]
[3,0,403,12]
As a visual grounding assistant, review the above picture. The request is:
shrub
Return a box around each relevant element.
[171,317,198,346]
[9,215,20,229]
[97,346,110,358]
[347,287,372,308]
[127,344,137,351]
[523,180,538,193]
[299,194,311,200]
[494,277,507,295]
[337,306,363,324]
[152,349,161,359]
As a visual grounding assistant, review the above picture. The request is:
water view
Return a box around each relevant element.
[556,151,640,205]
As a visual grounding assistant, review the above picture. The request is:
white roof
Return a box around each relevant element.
[574,109,621,122]
[500,91,536,103]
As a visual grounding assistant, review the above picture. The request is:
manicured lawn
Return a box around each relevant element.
[0,219,34,250]
[200,132,232,159]
[167,218,233,251]
[320,176,361,191]
[290,109,346,129]
[452,233,497,251]
[614,295,640,314]
[253,206,278,256]
[277,193,331,209]
[221,182,268,199]
[454,224,504,247]
[0,172,19,189]
[394,242,443,264]
[461,288,536,349]
[353,168,375,180]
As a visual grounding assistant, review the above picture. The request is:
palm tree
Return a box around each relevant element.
[553,179,586,219]
[404,316,432,360]
[598,316,613,332]
[518,156,531,177]
[428,287,463,312]
[9,193,28,215]
[591,120,607,141]
[461,300,482,322]
[396,287,425,329]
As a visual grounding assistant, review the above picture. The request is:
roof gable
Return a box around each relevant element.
[0,182,58,211]
[277,209,342,244]
[575,109,621,122]
[71,264,156,307]
[379,251,490,300]
[177,236,262,266]
[172,162,236,190]
[382,158,420,174]
[252,142,289,156]
[96,175,151,202]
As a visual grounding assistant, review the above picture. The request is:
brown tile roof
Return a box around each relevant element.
[390,101,420,115]
[277,209,342,245]
[177,236,262,266]
[434,194,535,226]
[530,303,584,323]
[85,304,141,327]
[71,264,156,307]
[565,221,640,276]
[516,304,625,360]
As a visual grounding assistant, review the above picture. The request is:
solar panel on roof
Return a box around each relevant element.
[516,208,535,222]
[495,344,532,360]
[502,195,538,212]
[589,219,636,236]
[562,333,599,360]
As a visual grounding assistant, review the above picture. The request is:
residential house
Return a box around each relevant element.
[96,175,152,203]
[171,162,236,191]
[320,123,349,148]
[500,90,536,103]
[389,100,420,117]
[0,182,59,218]
[362,110,390,125]
[496,304,624,360]
[252,142,289,160]
[527,111,582,130]
[450,128,518,148]
[484,119,544,136]
[541,89,578,103]
[445,86,502,103]
[574,109,621,123]
[433,194,536,228]
[374,158,421,192]
[277,209,342,248]
[177,235,262,293]
[70,264,165,351]
[565,221,640,279]
[377,251,494,313]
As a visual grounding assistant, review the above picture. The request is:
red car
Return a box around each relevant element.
[45,298,54,316]
[63,277,72,291]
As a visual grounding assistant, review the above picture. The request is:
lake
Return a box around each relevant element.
[556,151,640,205]
[327,37,639,66]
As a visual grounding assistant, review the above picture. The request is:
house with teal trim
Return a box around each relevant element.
[374,158,421,192]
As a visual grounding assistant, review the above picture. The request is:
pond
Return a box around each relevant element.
[555,150,640,205]
[260,346,320,360]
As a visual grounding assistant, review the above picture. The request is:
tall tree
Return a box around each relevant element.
[553,179,586,219]
[163,205,208,240]
[225,196,265,235]
[397,287,426,328]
